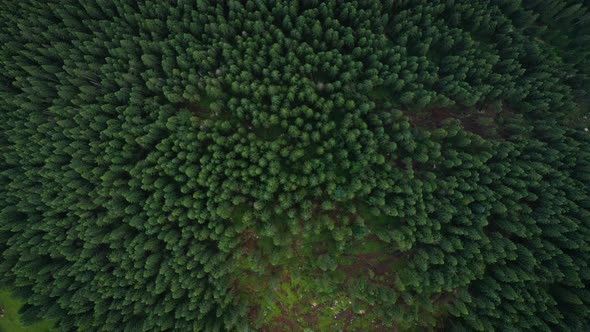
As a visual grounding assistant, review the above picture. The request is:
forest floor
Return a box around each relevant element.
[237,222,400,331]
[0,289,55,332]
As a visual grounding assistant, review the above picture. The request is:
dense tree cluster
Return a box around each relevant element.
[0,0,588,331]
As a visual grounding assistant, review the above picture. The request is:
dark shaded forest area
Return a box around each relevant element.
[1,0,589,331]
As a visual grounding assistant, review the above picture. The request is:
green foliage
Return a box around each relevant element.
[0,289,55,332]
[0,0,589,331]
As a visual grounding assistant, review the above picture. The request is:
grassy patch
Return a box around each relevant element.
[247,270,378,331]
[0,289,55,332]
[232,206,448,331]
[235,222,402,330]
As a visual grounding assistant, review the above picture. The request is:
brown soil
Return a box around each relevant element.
[238,228,259,252]
[340,252,400,286]
[405,103,515,139]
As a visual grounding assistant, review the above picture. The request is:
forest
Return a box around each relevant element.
[0,0,589,331]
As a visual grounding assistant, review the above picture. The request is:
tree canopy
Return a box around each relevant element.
[1,0,589,331]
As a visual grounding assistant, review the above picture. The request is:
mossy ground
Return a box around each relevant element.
[0,290,55,332]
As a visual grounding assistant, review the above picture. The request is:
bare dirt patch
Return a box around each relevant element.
[404,102,516,139]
